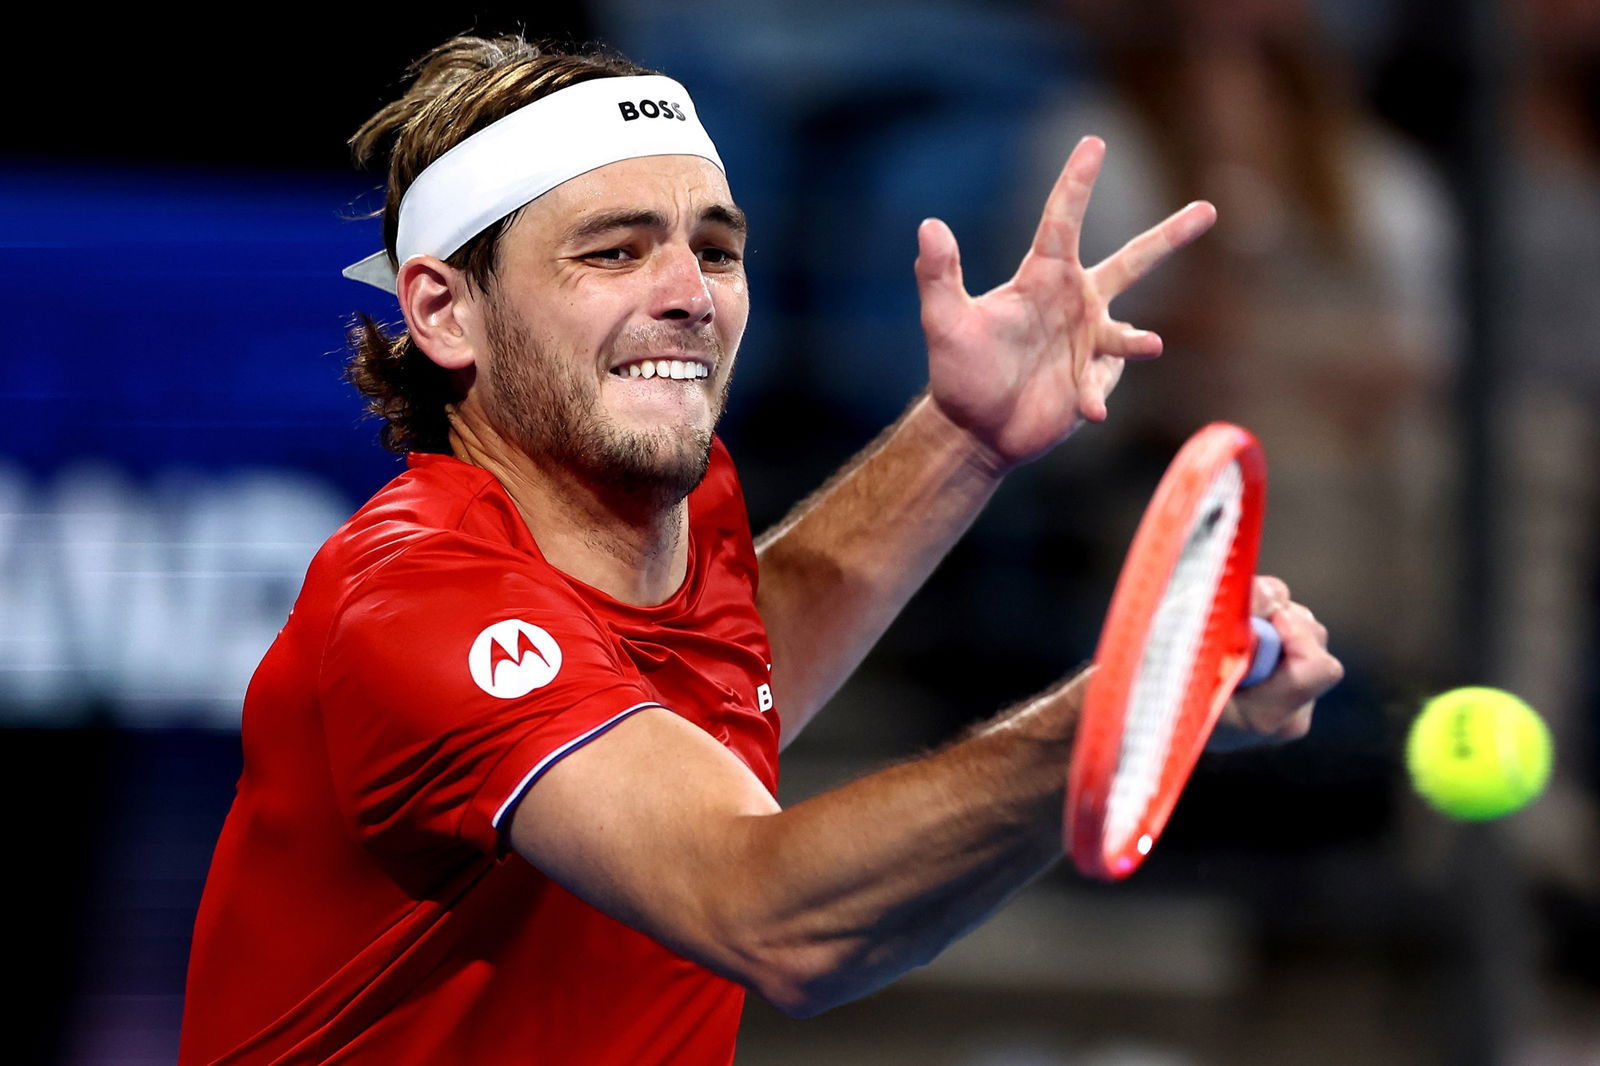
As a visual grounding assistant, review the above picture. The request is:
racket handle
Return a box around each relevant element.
[1239,616,1282,689]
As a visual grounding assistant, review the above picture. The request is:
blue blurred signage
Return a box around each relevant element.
[1,165,407,725]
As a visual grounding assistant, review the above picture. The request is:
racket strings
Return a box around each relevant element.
[1105,461,1244,854]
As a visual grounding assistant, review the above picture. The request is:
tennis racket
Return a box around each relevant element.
[1065,422,1280,881]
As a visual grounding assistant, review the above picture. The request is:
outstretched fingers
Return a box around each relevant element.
[1025,136,1106,265]
[1095,321,1164,361]
[1089,200,1217,302]
[1076,324,1160,426]
[1075,356,1128,424]
[915,217,969,340]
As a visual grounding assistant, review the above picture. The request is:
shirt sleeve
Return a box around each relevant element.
[318,532,660,860]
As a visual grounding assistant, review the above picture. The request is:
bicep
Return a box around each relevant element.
[507,706,782,972]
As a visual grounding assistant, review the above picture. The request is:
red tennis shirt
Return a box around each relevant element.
[180,441,780,1065]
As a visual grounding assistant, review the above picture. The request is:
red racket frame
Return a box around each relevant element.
[1065,422,1267,880]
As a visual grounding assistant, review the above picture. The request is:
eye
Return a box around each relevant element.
[583,247,633,262]
[698,246,741,266]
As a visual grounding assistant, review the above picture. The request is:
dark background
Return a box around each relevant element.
[4,3,1598,1063]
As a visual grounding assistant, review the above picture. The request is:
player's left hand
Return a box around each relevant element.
[915,136,1217,472]
[1209,576,1344,751]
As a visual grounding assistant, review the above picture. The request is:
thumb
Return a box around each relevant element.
[1250,575,1291,617]
[915,218,967,338]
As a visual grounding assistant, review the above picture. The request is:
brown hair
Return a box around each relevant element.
[345,34,656,454]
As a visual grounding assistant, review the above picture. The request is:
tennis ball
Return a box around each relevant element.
[1405,687,1552,821]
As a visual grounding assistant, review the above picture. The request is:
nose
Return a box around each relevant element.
[651,246,714,325]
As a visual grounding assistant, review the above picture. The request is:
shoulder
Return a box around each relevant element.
[340,452,533,559]
[298,453,578,630]
[316,469,637,717]
[341,452,528,556]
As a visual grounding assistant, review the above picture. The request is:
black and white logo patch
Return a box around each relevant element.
[617,99,687,121]
[469,619,563,699]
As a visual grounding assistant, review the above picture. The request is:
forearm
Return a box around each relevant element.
[727,671,1082,1014]
[516,669,1087,1017]
[756,393,1007,746]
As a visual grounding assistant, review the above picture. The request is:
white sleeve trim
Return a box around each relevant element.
[490,702,665,829]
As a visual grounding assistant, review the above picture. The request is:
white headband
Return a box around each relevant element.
[343,74,724,293]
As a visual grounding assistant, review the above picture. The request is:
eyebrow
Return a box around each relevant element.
[701,204,748,235]
[562,203,748,245]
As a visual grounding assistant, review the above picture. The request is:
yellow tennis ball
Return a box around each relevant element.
[1405,687,1553,821]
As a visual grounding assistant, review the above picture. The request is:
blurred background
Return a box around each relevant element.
[4,1,1598,1062]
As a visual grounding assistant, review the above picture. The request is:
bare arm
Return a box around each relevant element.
[511,671,1085,1018]
[757,137,1217,742]
[510,591,1339,1018]
[755,395,1005,746]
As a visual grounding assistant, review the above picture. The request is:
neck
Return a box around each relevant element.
[447,406,691,607]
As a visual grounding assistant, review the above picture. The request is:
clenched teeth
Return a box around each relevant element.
[613,359,710,380]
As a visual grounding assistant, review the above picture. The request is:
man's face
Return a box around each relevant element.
[473,154,748,505]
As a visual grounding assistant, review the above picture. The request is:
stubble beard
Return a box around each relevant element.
[482,297,731,510]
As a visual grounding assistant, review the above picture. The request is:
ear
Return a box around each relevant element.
[397,256,482,371]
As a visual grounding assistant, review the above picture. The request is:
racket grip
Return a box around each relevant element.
[1239,616,1282,688]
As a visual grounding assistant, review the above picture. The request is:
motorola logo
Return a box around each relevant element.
[469,619,563,699]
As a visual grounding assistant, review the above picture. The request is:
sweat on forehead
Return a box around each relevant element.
[344,74,725,294]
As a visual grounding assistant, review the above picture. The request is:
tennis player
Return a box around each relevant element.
[179,33,1342,1065]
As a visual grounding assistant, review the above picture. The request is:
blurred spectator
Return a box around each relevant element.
[1495,0,1600,902]
[1021,0,1462,699]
